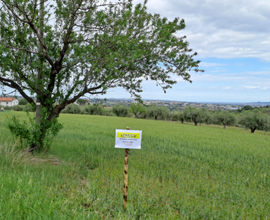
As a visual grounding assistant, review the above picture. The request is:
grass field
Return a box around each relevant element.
[0,111,270,219]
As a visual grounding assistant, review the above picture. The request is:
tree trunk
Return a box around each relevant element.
[251,128,256,133]
[194,121,197,126]
[181,119,184,124]
[30,106,59,153]
[36,0,44,125]
[155,116,158,120]
[223,124,226,129]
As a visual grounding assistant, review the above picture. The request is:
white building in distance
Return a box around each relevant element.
[0,97,19,107]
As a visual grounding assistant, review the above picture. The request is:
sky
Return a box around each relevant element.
[106,0,270,103]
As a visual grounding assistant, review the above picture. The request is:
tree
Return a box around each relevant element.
[112,104,129,117]
[239,110,269,133]
[77,99,86,106]
[171,110,179,121]
[201,109,213,125]
[147,104,160,120]
[85,104,104,115]
[0,0,202,151]
[183,107,203,126]
[130,103,146,118]
[214,111,236,129]
[19,98,28,105]
[158,106,170,120]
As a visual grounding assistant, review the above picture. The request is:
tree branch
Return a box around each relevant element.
[0,76,35,105]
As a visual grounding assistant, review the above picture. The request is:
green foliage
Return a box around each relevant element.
[6,109,63,151]
[23,103,35,112]
[3,106,12,110]
[62,104,81,114]
[170,110,179,121]
[85,104,104,115]
[183,107,203,126]
[77,99,86,106]
[237,105,254,112]
[239,110,270,133]
[146,104,160,120]
[12,105,23,111]
[201,109,213,125]
[158,106,170,120]
[130,103,146,118]
[112,104,129,117]
[19,98,28,105]
[102,108,114,116]
[214,111,236,128]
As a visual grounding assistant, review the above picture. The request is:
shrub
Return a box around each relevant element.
[112,104,129,117]
[62,104,81,114]
[24,103,35,112]
[12,105,23,111]
[19,98,28,105]
[4,106,12,110]
[103,108,114,116]
[85,104,104,115]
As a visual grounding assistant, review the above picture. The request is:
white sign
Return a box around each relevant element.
[115,129,142,149]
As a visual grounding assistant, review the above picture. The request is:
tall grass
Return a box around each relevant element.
[0,111,270,219]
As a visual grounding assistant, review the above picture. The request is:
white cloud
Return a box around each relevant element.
[134,0,270,62]
[244,86,260,89]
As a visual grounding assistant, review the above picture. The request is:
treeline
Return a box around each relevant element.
[3,102,270,134]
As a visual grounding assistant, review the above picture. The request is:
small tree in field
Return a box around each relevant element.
[147,104,160,120]
[183,107,203,126]
[112,104,129,117]
[0,0,202,152]
[19,98,28,105]
[130,103,146,118]
[179,111,184,124]
[171,110,179,121]
[158,107,170,120]
[77,99,86,106]
[214,111,236,129]
[239,110,269,133]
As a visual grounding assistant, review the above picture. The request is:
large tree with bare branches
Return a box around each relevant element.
[0,0,202,151]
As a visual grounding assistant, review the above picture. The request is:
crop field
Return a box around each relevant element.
[0,111,270,219]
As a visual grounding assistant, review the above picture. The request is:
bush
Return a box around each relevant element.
[158,107,170,120]
[4,106,12,110]
[12,105,23,111]
[170,111,179,121]
[112,104,129,117]
[19,98,28,105]
[62,104,81,114]
[103,108,114,116]
[85,104,104,115]
[24,103,35,112]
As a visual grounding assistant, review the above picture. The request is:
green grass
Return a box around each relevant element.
[0,111,270,219]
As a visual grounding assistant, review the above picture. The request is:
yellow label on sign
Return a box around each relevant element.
[117,132,140,139]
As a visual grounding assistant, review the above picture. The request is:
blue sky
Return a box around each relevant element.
[106,0,270,103]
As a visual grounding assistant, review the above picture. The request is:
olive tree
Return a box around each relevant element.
[130,103,146,118]
[147,104,160,120]
[183,107,203,126]
[112,104,129,117]
[239,110,269,133]
[214,111,236,129]
[0,0,202,151]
